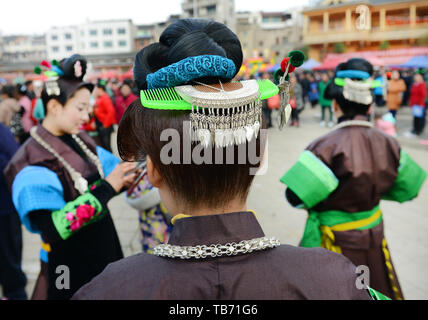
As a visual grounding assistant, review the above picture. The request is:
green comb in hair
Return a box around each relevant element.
[141,87,191,110]
[140,79,279,110]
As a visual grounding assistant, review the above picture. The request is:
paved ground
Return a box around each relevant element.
[19,104,428,299]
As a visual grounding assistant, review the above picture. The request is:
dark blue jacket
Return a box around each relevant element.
[0,124,19,215]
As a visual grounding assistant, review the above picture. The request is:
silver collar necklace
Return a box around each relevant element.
[153,236,281,260]
[30,127,104,195]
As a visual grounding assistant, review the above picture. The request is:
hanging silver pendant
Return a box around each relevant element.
[244,124,254,142]
[277,78,291,130]
[283,104,292,127]
[253,121,260,139]
[224,129,234,147]
[215,129,225,148]
[198,129,212,148]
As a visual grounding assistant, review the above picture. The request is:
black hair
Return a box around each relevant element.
[325,58,374,118]
[40,54,93,115]
[122,78,134,88]
[1,85,16,98]
[118,99,266,210]
[16,83,27,96]
[96,79,107,91]
[119,18,263,210]
[133,18,243,90]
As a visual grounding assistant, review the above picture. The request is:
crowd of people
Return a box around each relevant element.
[0,65,173,299]
[0,18,426,302]
[259,66,427,137]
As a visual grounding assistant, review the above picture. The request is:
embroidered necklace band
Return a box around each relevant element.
[153,236,280,260]
[332,120,374,131]
[30,127,104,195]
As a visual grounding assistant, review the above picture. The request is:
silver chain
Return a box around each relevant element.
[71,134,104,179]
[153,236,280,260]
[30,127,104,195]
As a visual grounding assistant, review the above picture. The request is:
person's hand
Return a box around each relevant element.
[105,162,139,192]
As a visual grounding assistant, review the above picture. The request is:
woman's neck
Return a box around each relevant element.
[168,197,247,217]
[42,118,64,136]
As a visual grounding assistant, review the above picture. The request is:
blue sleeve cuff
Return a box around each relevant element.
[12,166,66,234]
[96,146,120,176]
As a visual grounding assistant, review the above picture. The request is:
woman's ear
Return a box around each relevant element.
[146,156,162,188]
[46,99,62,116]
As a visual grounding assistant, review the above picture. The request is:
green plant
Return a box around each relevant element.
[379,41,389,50]
[333,42,346,53]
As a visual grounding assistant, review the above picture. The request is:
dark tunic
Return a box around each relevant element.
[4,125,123,300]
[287,115,404,299]
[72,211,371,300]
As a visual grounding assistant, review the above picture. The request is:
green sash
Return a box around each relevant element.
[300,205,383,248]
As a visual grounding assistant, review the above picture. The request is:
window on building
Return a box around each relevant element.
[118,40,127,47]
[51,35,58,41]
[416,6,428,24]
[386,8,410,26]
[89,30,97,36]
[309,16,323,33]
[329,13,344,31]
[90,42,98,48]
[206,5,216,14]
[64,33,72,40]
[104,41,113,48]
[282,36,288,44]
[259,41,264,47]
[103,29,113,35]
[52,46,59,52]
[372,11,380,30]
[66,45,73,51]
[118,28,126,34]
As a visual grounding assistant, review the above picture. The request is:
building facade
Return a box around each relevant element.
[236,8,304,61]
[181,0,236,32]
[134,15,180,52]
[45,20,136,74]
[78,20,135,56]
[303,0,428,61]
[1,35,47,72]
[46,26,79,61]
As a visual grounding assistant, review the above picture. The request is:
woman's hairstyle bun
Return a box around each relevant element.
[324,58,374,117]
[40,54,93,114]
[59,54,88,81]
[133,18,243,90]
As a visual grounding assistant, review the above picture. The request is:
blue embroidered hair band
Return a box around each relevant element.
[146,55,237,89]
[336,70,370,80]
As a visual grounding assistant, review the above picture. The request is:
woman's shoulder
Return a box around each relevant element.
[269,245,370,299]
[71,253,168,300]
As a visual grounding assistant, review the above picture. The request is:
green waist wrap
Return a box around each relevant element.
[300,204,383,248]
